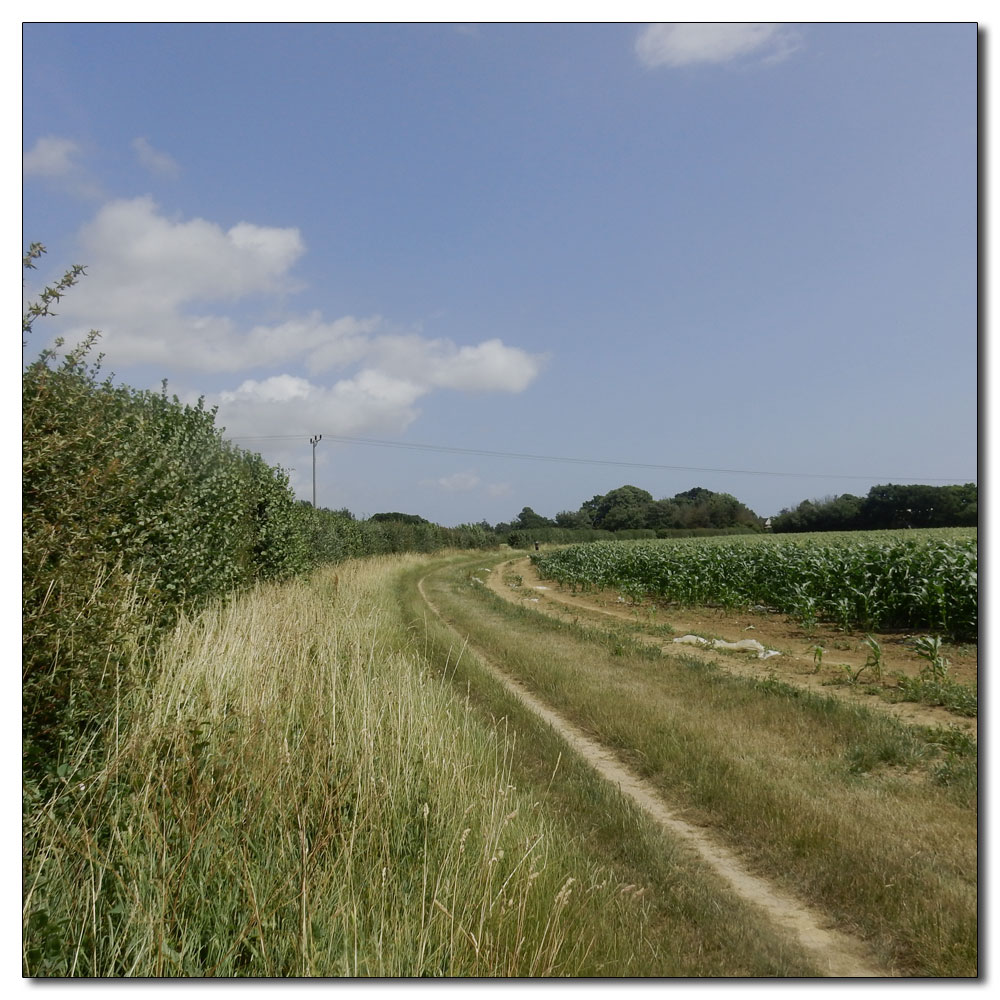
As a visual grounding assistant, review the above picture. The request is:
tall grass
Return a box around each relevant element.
[24,555,713,977]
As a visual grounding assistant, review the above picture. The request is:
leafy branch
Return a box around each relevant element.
[23,242,88,338]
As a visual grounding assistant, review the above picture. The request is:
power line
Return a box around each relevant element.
[223,431,974,483]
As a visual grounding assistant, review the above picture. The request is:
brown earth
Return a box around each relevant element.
[485,556,977,738]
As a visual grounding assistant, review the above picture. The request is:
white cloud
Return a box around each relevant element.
[132,137,180,178]
[79,196,304,307]
[436,472,482,492]
[635,23,801,69]
[216,370,426,440]
[42,197,545,443]
[24,135,81,176]
[372,334,544,393]
[426,338,543,393]
[49,197,308,366]
[222,373,313,405]
[298,316,386,374]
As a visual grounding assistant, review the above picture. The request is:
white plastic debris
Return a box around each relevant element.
[674,635,710,647]
[672,635,781,660]
[714,638,766,653]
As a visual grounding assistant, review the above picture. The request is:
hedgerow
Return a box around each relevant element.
[21,246,494,778]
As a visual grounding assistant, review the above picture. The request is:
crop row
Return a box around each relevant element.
[530,531,978,639]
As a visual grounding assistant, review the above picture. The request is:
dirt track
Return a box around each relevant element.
[419,569,895,978]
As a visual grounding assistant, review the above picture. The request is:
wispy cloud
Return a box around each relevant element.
[132,137,180,178]
[420,472,511,498]
[435,472,482,492]
[23,135,81,176]
[635,23,802,69]
[23,134,104,199]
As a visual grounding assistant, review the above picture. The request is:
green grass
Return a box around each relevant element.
[395,559,821,976]
[422,557,977,977]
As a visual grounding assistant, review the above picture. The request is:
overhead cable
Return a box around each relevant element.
[222,432,973,483]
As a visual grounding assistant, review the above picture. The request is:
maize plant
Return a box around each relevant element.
[531,529,977,640]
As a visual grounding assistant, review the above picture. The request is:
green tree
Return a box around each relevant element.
[589,486,653,531]
[515,506,555,529]
[555,509,593,528]
[645,499,682,530]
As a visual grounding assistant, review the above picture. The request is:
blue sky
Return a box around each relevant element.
[22,21,978,525]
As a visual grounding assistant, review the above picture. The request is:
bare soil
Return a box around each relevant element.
[486,557,977,738]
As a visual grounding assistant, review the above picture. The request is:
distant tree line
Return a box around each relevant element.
[771,483,978,533]
[491,485,765,543]
[301,506,494,563]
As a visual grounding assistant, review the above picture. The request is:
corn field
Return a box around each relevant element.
[530,529,977,640]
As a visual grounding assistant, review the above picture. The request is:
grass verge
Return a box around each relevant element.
[418,558,977,977]
[24,552,814,976]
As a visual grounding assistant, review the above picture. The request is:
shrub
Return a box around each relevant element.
[22,249,307,773]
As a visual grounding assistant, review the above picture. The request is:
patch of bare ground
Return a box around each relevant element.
[419,574,893,978]
[487,557,977,739]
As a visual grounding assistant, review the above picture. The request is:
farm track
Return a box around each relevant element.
[417,570,894,979]
[489,557,977,738]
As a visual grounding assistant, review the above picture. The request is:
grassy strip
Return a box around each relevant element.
[25,552,815,977]
[394,557,822,976]
[423,559,977,977]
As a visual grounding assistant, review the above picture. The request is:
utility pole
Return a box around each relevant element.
[310,434,322,508]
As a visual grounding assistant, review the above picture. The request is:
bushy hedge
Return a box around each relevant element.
[23,332,499,774]
[22,336,309,768]
[22,249,496,775]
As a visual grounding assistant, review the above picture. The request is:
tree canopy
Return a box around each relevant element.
[771,484,977,533]
[498,485,764,536]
